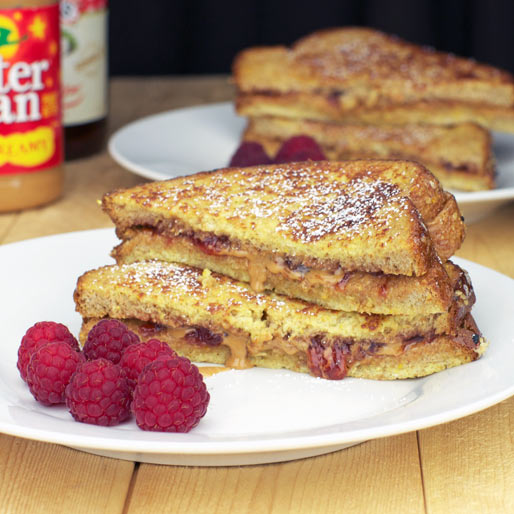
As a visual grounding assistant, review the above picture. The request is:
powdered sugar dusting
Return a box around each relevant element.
[94,261,202,298]
[292,29,503,85]
[277,178,407,242]
[125,162,413,245]
[93,261,291,311]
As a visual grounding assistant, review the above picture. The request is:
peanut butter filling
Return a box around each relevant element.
[130,226,352,293]
[190,234,347,292]
[125,320,431,374]
[223,334,253,369]
[198,366,230,378]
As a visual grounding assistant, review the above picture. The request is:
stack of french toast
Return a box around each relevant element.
[233,28,514,191]
[74,159,487,380]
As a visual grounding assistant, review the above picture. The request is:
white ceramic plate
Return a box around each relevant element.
[1,229,514,466]
[108,102,514,223]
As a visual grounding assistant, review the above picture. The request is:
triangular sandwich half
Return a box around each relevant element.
[234,27,514,133]
[242,116,495,191]
[74,261,485,380]
[103,160,465,315]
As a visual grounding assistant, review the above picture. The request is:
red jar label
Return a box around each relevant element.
[0,5,62,175]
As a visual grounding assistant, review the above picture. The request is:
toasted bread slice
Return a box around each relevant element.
[236,91,514,134]
[74,261,485,380]
[112,230,465,315]
[233,27,514,113]
[103,161,464,278]
[243,116,495,191]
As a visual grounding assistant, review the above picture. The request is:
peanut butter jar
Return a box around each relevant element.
[0,0,63,212]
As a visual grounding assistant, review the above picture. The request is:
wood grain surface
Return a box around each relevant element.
[0,77,513,514]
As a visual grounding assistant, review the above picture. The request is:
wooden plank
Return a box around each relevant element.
[418,396,514,513]
[457,202,514,278]
[125,434,425,514]
[0,213,17,244]
[0,435,134,514]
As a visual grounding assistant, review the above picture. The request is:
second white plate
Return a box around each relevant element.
[108,102,514,223]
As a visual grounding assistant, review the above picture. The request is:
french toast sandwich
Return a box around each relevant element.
[75,159,488,380]
[74,261,485,381]
[232,27,510,191]
[233,27,514,132]
[242,117,496,191]
[102,160,465,315]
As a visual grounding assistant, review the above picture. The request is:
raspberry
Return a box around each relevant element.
[119,339,176,390]
[132,357,210,432]
[18,321,79,382]
[65,358,131,426]
[26,342,85,406]
[274,135,326,163]
[229,141,272,167]
[83,319,140,364]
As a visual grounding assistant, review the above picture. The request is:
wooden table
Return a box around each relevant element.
[1,77,513,514]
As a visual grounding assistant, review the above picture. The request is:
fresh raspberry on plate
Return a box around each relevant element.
[65,358,131,426]
[83,319,140,364]
[273,135,326,163]
[229,141,273,167]
[132,357,210,432]
[119,338,176,390]
[26,341,85,406]
[17,321,80,382]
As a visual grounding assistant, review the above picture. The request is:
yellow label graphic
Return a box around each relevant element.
[0,126,55,167]
[0,14,22,59]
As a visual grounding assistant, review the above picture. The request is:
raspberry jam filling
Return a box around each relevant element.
[185,326,223,346]
[137,225,352,293]
[125,320,476,380]
[307,338,349,380]
[140,323,224,348]
[191,233,235,257]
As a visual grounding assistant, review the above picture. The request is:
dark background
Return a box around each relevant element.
[109,0,514,76]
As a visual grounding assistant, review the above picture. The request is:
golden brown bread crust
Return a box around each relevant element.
[233,27,514,110]
[236,92,514,134]
[348,315,487,380]
[425,195,466,260]
[75,261,485,380]
[243,117,495,191]
[102,161,464,276]
[112,229,465,315]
